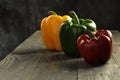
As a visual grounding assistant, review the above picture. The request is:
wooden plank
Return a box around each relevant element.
[112,45,120,67]
[112,30,120,45]
[0,31,78,80]
[29,52,78,80]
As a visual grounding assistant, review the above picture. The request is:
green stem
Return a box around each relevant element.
[69,11,80,25]
[85,29,96,37]
[48,11,57,15]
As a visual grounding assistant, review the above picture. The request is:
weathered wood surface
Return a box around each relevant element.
[0,30,120,80]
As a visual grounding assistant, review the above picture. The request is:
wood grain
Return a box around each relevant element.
[0,30,120,80]
[0,31,78,80]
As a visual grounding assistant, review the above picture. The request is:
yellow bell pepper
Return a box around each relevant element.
[40,11,72,51]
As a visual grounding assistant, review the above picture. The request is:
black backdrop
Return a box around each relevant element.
[0,0,120,60]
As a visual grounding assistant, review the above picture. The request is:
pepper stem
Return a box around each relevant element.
[48,11,57,15]
[85,29,96,37]
[69,11,80,25]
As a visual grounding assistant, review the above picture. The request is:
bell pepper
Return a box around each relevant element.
[59,11,96,57]
[77,30,112,65]
[40,11,72,51]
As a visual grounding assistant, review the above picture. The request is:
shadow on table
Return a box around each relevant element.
[12,48,105,70]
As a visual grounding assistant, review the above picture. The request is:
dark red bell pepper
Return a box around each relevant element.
[77,30,112,65]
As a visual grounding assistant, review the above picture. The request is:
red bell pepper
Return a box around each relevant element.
[77,30,112,65]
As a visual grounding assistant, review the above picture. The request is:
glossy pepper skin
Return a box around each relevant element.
[79,18,96,31]
[77,30,112,65]
[59,11,96,57]
[40,11,72,51]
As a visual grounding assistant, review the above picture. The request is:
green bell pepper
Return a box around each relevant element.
[59,11,96,57]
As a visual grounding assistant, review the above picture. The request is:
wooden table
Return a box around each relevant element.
[0,30,120,80]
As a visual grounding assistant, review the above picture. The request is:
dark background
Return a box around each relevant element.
[0,0,120,60]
